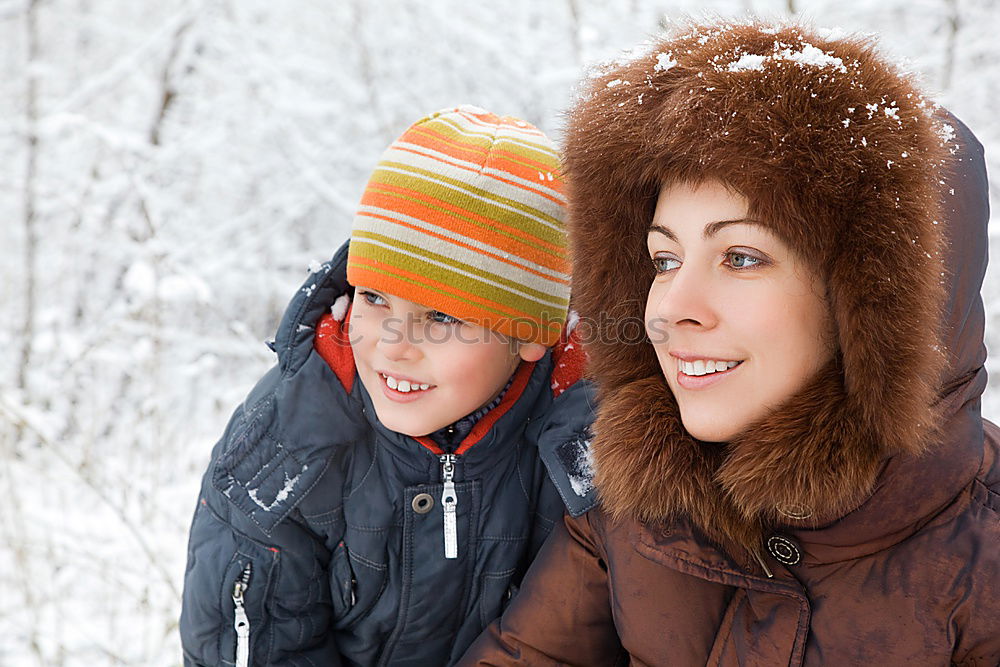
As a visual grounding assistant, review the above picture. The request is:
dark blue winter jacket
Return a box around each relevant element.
[179,242,597,666]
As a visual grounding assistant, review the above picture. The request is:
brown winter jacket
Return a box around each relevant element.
[460,23,1000,666]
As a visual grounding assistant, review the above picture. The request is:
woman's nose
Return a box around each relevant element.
[649,265,719,331]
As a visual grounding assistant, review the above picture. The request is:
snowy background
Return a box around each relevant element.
[1,0,996,664]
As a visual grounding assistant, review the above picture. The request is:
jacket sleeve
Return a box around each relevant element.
[458,510,626,666]
[179,381,343,666]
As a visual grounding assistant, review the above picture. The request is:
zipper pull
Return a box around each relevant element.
[440,454,458,559]
[751,550,774,579]
[232,562,252,667]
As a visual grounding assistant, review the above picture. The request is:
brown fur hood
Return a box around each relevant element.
[564,21,973,562]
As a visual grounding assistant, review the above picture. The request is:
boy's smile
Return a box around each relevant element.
[377,371,434,402]
[349,287,544,438]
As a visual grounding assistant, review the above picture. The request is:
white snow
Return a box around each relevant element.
[816,26,850,41]
[247,467,306,512]
[727,53,767,71]
[331,294,351,321]
[726,43,847,73]
[567,441,595,497]
[780,43,848,72]
[654,52,678,72]
[937,122,958,144]
[565,310,581,335]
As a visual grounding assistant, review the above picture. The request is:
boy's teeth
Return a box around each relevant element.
[383,374,430,393]
[678,359,740,377]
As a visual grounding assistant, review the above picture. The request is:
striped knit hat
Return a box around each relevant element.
[346,105,570,346]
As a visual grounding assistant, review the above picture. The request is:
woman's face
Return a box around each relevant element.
[645,180,835,443]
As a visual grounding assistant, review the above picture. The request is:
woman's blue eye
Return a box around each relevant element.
[726,252,762,269]
[429,311,461,324]
[361,291,386,306]
[652,256,681,274]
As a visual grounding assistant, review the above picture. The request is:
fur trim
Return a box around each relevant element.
[566,21,950,560]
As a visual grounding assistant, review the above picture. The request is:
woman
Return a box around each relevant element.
[459,21,998,666]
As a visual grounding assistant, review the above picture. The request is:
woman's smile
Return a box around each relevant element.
[672,354,744,390]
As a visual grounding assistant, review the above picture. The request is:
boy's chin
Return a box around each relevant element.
[371,407,451,439]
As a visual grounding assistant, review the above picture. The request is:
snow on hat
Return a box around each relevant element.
[346,105,570,346]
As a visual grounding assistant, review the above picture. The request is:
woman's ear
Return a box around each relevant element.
[517,342,547,362]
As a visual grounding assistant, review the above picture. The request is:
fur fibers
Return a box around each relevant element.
[564,21,952,561]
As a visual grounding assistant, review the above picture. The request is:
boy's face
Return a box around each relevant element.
[348,286,542,437]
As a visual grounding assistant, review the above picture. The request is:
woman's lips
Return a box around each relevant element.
[674,360,743,390]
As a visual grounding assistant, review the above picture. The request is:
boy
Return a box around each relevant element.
[179,106,597,666]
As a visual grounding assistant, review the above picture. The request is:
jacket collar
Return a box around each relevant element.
[357,353,554,476]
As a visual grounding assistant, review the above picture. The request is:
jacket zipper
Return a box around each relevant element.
[376,452,459,667]
[232,562,252,667]
[440,454,458,559]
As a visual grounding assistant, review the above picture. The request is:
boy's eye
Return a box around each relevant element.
[428,311,461,325]
[651,255,681,274]
[725,251,763,269]
[360,290,386,306]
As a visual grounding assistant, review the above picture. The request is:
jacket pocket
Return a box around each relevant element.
[218,538,279,666]
[478,569,518,629]
[181,498,281,667]
[331,542,387,630]
[330,540,355,617]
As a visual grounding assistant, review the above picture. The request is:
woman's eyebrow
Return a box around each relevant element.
[702,218,762,238]
[647,224,677,241]
[649,218,762,241]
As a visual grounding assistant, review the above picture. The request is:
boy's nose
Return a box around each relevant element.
[376,316,421,361]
